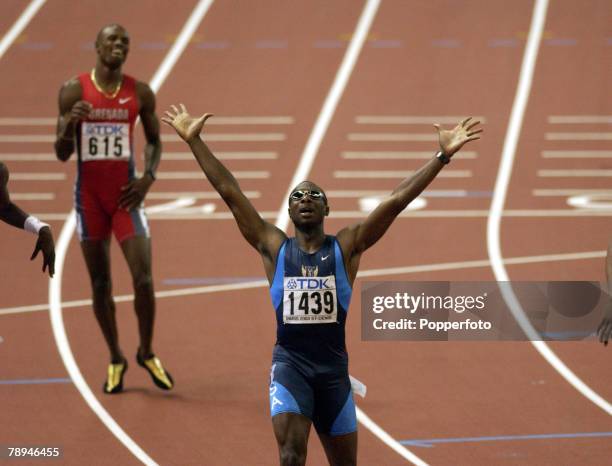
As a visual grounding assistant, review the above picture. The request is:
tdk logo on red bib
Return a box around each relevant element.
[286,278,332,290]
[84,124,128,137]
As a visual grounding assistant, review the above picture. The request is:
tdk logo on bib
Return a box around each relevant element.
[84,124,128,137]
[293,278,332,290]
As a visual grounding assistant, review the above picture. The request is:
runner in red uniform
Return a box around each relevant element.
[54,24,173,394]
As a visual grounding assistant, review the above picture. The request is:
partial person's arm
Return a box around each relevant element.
[597,239,612,345]
[0,162,55,276]
[161,105,286,281]
[336,118,482,282]
[54,78,91,162]
[118,82,161,210]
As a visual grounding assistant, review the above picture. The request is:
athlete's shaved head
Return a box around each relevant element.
[95,24,128,46]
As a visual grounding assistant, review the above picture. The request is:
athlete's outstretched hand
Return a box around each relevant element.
[31,226,55,277]
[597,301,612,346]
[434,117,482,157]
[162,104,213,144]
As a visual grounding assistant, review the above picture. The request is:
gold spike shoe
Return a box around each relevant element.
[103,359,128,394]
[136,352,174,390]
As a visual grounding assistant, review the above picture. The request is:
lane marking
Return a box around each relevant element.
[548,116,612,124]
[2,249,604,317]
[541,150,612,158]
[401,431,612,448]
[144,198,196,214]
[156,170,269,179]
[48,2,216,466]
[342,150,477,159]
[161,151,277,160]
[334,170,472,178]
[567,195,612,210]
[9,172,65,180]
[147,191,261,199]
[161,132,285,142]
[545,132,612,140]
[538,170,612,177]
[533,189,612,196]
[486,0,612,416]
[0,153,56,161]
[0,116,293,125]
[0,0,46,60]
[29,209,612,222]
[0,377,71,385]
[355,116,486,124]
[348,133,437,141]
[9,192,54,200]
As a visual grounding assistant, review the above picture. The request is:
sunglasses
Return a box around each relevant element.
[289,190,325,201]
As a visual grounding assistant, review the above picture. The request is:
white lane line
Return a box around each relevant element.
[533,189,612,196]
[0,0,46,60]
[334,170,472,178]
[156,170,268,179]
[9,192,54,200]
[348,133,437,141]
[545,132,612,140]
[355,116,486,124]
[9,172,65,180]
[487,0,612,416]
[147,191,261,200]
[161,151,277,160]
[538,169,612,177]
[327,189,470,197]
[5,249,605,316]
[161,133,285,142]
[548,116,612,124]
[273,1,424,463]
[0,117,55,125]
[567,194,612,210]
[0,153,56,161]
[0,133,285,142]
[31,209,612,222]
[49,1,216,466]
[541,150,612,158]
[274,0,380,232]
[144,198,196,214]
[0,116,294,125]
[342,151,477,159]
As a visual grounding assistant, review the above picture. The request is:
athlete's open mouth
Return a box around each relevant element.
[299,207,314,215]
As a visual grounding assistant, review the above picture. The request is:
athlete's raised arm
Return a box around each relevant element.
[336,117,482,281]
[0,161,55,276]
[118,82,161,211]
[162,104,286,280]
[54,78,92,162]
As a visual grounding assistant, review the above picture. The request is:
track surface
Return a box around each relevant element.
[0,1,610,465]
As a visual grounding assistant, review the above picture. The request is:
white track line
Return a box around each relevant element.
[538,169,612,177]
[10,192,54,200]
[156,170,269,179]
[486,0,612,416]
[162,151,277,160]
[548,116,612,124]
[545,132,612,140]
[161,132,285,142]
[348,133,437,141]
[342,151,477,159]
[533,189,612,196]
[355,116,486,124]
[334,170,471,178]
[0,153,56,161]
[0,117,55,125]
[541,150,612,158]
[273,1,426,463]
[9,172,65,180]
[0,0,46,60]
[4,249,604,317]
[147,191,261,200]
[48,1,216,466]
[0,116,293,125]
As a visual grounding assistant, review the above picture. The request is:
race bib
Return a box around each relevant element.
[283,275,337,324]
[80,122,131,161]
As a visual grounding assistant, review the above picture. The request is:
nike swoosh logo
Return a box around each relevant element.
[119,97,132,104]
[322,255,330,261]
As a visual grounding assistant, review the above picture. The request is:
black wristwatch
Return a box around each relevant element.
[145,169,157,181]
[435,151,451,165]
